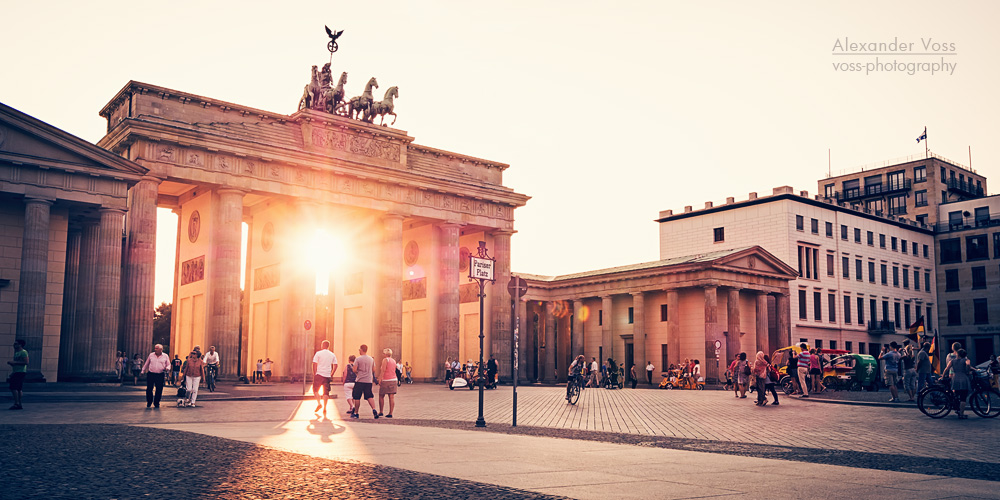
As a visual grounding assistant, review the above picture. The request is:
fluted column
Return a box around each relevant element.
[122,176,162,360]
[572,299,584,358]
[544,305,556,382]
[169,209,181,358]
[210,189,245,379]
[775,293,791,347]
[726,288,741,362]
[756,292,770,356]
[92,208,126,377]
[704,285,719,381]
[73,222,99,375]
[631,292,646,385]
[58,230,81,378]
[438,222,461,378]
[666,289,679,366]
[15,198,52,376]
[377,213,404,362]
[490,230,513,379]
[601,295,614,362]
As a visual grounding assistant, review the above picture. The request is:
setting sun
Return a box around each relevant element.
[302,228,349,295]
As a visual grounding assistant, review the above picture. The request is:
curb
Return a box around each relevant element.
[796,396,917,409]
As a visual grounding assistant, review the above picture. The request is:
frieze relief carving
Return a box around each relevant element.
[188,152,202,166]
[181,255,205,286]
[459,283,479,304]
[243,161,256,175]
[402,278,426,301]
[310,128,401,163]
[253,263,280,291]
[216,156,233,172]
[268,165,281,179]
[158,146,174,161]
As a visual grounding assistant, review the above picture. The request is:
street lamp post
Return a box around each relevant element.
[469,241,495,428]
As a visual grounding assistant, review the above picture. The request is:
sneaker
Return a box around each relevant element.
[373,409,380,419]
[772,402,779,405]
[378,412,384,416]
[800,394,808,398]
[350,412,359,419]
[190,404,197,408]
[888,398,896,402]
[386,414,393,418]
[346,409,354,414]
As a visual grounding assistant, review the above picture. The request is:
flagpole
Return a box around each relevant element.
[925,126,928,159]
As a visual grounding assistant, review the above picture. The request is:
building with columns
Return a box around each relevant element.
[95,81,529,382]
[517,247,796,385]
[0,101,145,382]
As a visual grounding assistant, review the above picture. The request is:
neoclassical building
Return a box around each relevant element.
[95,81,529,382]
[0,101,145,381]
[517,247,796,384]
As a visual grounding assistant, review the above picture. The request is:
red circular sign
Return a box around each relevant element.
[304,320,312,331]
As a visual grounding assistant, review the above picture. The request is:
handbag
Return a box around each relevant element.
[742,362,751,376]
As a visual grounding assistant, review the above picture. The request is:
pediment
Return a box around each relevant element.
[714,246,797,277]
[0,101,145,177]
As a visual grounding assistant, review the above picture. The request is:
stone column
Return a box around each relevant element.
[122,176,162,360]
[438,222,461,378]
[631,292,646,385]
[756,292,770,355]
[377,213,404,363]
[666,289,679,366]
[58,230,81,378]
[210,189,245,379]
[601,295,614,362]
[726,288,741,362]
[92,208,126,377]
[775,293,791,348]
[169,209,182,358]
[516,297,528,380]
[490,230,513,379]
[704,285,719,381]
[240,218,254,378]
[572,299,585,358]
[15,198,52,377]
[544,305,556,382]
[73,222,99,375]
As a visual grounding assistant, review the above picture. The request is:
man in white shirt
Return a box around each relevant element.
[140,344,171,409]
[646,361,655,385]
[263,358,273,382]
[589,357,599,387]
[312,340,339,415]
[202,346,221,392]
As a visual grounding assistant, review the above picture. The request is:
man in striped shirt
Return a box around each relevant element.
[796,344,811,398]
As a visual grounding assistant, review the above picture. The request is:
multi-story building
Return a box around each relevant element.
[657,186,937,357]
[935,195,1000,364]
[818,155,986,226]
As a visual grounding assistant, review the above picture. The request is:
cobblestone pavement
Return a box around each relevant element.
[1,424,564,500]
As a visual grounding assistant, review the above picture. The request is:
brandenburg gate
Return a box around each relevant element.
[97,68,528,381]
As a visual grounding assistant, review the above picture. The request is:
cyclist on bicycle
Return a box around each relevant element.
[203,346,220,392]
[566,355,586,400]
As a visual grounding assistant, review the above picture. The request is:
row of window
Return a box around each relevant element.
[824,165,982,197]
[597,305,672,326]
[795,215,930,258]
[796,289,932,331]
[943,266,997,292]
[939,234,1000,264]
[946,299,990,326]
[797,339,889,356]
[797,245,932,290]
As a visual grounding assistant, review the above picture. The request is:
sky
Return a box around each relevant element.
[3,1,1000,305]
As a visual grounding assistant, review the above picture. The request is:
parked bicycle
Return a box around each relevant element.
[918,369,999,419]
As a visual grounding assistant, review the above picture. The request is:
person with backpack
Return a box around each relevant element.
[752,351,769,406]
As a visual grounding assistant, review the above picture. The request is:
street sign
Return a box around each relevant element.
[714,339,722,350]
[304,320,312,331]
[507,276,528,297]
[470,256,495,281]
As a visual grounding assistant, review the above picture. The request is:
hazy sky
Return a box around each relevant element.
[3,1,999,305]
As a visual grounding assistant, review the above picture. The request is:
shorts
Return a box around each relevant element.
[379,380,398,396]
[352,382,374,400]
[313,374,331,395]
[884,372,899,386]
[344,382,355,401]
[264,371,272,377]
[9,372,26,391]
[809,368,821,376]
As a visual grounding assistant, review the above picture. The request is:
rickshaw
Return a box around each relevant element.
[821,354,879,392]
[770,344,850,394]
[658,369,705,390]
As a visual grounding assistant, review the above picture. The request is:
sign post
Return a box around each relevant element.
[469,241,495,428]
[507,275,528,427]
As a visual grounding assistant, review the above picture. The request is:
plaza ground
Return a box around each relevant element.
[2,382,998,499]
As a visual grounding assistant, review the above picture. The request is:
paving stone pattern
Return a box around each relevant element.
[1,424,566,500]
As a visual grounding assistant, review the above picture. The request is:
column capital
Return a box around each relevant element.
[438,220,464,229]
[216,187,247,198]
[99,207,126,216]
[139,175,164,184]
[23,196,54,206]
[382,212,406,222]
[491,229,516,237]
[630,291,645,298]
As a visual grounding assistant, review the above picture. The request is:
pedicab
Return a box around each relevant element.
[658,369,705,390]
[821,353,879,392]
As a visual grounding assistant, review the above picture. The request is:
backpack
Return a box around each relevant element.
[741,361,751,376]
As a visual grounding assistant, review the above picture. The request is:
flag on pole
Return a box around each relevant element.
[916,127,927,143]
[929,331,939,374]
[906,317,925,341]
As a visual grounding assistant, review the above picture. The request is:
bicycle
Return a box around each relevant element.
[566,375,583,405]
[918,370,998,419]
[205,364,218,393]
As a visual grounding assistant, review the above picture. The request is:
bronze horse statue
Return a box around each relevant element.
[344,77,378,121]
[320,71,348,114]
[297,65,321,111]
[370,86,399,126]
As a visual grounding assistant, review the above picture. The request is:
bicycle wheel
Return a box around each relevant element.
[971,389,1000,418]
[918,387,953,419]
[569,384,581,405]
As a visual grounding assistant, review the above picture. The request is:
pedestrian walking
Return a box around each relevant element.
[378,348,398,418]
[344,354,357,414]
[312,340,339,415]
[140,344,171,409]
[915,342,933,394]
[130,354,143,386]
[945,342,962,377]
[753,351,769,406]
[254,359,263,384]
[796,345,811,398]
[114,351,124,382]
[263,358,273,383]
[731,353,750,398]
[180,351,204,407]
[901,344,917,402]
[808,349,825,394]
[7,339,27,410]
[170,354,182,386]
[943,349,973,419]
[630,364,638,389]
[589,357,599,387]
[879,342,901,402]
[487,355,498,387]
[350,344,379,419]
[786,350,801,395]
[764,354,780,405]
[691,359,701,385]
[645,361,654,385]
[989,354,1000,390]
